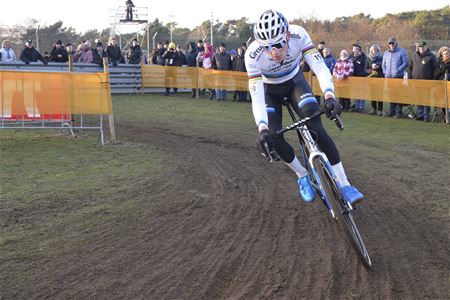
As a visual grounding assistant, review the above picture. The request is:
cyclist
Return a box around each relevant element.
[245,9,364,204]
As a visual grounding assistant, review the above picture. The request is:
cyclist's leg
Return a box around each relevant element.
[265,85,315,201]
[290,73,364,202]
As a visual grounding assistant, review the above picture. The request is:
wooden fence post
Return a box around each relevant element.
[103,57,117,142]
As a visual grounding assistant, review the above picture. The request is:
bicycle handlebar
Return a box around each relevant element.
[276,109,344,136]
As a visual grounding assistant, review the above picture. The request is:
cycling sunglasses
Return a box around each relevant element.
[265,39,287,51]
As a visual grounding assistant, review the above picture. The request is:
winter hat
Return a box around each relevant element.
[169,42,176,49]
[418,41,427,47]
[230,49,237,56]
[388,37,397,44]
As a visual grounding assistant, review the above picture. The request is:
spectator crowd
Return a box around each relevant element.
[0,36,449,116]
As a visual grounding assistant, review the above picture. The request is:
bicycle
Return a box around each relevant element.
[275,98,373,269]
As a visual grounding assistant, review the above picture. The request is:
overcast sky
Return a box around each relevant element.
[1,1,448,33]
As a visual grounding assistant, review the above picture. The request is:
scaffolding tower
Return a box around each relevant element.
[109,6,148,50]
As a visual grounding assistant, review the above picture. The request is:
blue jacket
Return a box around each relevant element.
[323,55,336,74]
[382,46,409,78]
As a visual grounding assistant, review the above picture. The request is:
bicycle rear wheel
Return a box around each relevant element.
[313,157,372,269]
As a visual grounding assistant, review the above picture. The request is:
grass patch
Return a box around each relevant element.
[113,94,450,153]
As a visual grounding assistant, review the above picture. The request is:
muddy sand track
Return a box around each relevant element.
[3,120,448,299]
[106,122,448,299]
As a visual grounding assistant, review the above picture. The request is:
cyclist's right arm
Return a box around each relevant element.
[245,47,268,132]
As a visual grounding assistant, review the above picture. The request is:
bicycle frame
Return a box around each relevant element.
[277,103,350,217]
[276,101,372,268]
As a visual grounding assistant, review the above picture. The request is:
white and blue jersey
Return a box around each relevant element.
[245,25,335,131]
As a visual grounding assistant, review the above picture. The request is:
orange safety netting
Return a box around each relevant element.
[142,66,449,108]
[0,70,112,116]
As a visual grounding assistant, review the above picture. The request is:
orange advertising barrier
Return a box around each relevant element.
[0,70,112,119]
[307,72,449,109]
[142,66,449,109]
[142,65,248,91]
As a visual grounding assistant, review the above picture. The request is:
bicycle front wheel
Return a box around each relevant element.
[313,157,372,269]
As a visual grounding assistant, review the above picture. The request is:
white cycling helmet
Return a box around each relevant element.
[254,10,289,46]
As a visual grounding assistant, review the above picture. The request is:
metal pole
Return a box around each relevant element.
[36,25,40,52]
[146,24,150,52]
[169,14,174,43]
[210,12,213,45]
[104,57,116,142]
[152,32,158,50]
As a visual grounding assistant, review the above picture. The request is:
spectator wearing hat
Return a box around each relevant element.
[20,40,47,65]
[230,49,238,100]
[92,42,107,66]
[350,43,368,112]
[106,37,124,66]
[365,44,384,115]
[382,36,409,118]
[162,42,181,96]
[212,42,232,100]
[0,39,17,63]
[408,41,438,122]
[50,40,68,63]
[74,40,93,63]
[333,49,354,111]
[126,38,142,64]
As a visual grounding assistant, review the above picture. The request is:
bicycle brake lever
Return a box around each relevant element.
[333,114,344,130]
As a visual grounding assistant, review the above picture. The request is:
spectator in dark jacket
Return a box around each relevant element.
[126,38,142,64]
[434,46,450,80]
[196,40,204,68]
[186,42,198,97]
[92,42,107,66]
[177,45,187,66]
[382,36,409,118]
[106,37,124,66]
[50,40,68,63]
[212,42,232,100]
[20,40,47,65]
[408,41,438,122]
[434,46,450,118]
[162,42,181,96]
[234,47,247,101]
[147,48,159,64]
[317,41,325,57]
[365,44,384,115]
[158,41,169,66]
[350,43,367,112]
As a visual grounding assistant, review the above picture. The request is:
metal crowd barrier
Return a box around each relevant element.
[0,67,113,144]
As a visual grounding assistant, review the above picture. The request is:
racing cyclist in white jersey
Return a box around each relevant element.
[245,9,364,204]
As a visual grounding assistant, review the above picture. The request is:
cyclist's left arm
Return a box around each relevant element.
[300,29,335,99]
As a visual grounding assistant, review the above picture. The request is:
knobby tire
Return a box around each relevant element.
[312,157,373,269]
